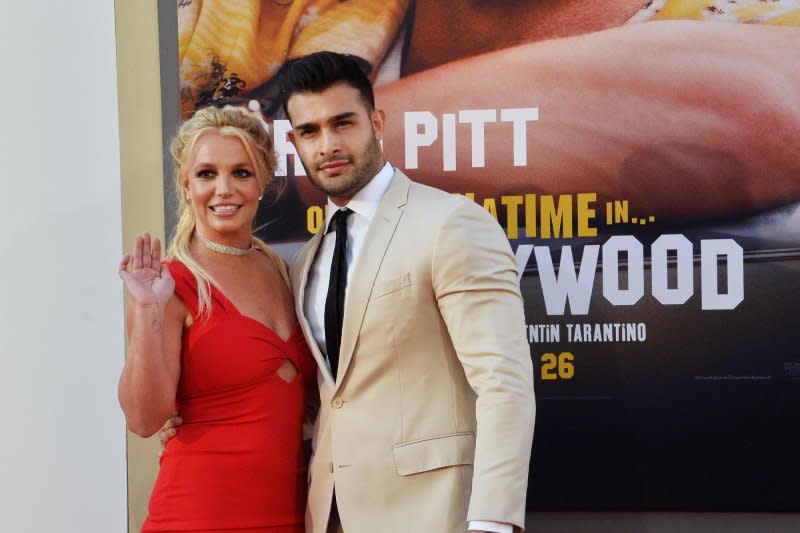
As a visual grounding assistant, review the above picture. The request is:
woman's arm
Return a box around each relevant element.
[117,233,185,437]
[377,21,800,221]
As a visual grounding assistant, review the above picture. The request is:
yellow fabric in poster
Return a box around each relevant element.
[178,0,409,117]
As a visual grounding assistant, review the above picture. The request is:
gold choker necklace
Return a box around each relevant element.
[196,233,254,256]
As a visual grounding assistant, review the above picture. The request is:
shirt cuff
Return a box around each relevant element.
[468,520,514,533]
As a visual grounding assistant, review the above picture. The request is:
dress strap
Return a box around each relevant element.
[164,260,201,318]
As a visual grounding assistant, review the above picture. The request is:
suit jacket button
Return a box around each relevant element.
[331,398,344,409]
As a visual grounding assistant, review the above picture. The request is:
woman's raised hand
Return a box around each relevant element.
[118,232,175,310]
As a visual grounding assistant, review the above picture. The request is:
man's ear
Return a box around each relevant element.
[287,129,296,146]
[372,108,386,141]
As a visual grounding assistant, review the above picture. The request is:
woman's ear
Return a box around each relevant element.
[182,178,191,202]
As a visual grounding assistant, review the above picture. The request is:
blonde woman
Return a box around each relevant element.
[118,106,313,532]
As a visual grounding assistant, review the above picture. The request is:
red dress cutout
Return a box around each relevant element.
[142,260,315,533]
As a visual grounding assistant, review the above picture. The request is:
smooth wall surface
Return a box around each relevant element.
[0,2,127,532]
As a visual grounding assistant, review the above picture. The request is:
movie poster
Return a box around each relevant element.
[170,0,800,511]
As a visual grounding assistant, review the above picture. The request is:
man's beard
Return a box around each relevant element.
[301,135,383,199]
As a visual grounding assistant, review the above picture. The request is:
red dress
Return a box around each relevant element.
[142,260,315,533]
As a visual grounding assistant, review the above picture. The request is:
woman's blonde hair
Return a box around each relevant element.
[166,105,288,318]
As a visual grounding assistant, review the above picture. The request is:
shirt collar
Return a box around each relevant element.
[323,162,394,232]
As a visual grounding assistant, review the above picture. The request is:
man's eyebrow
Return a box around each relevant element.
[293,112,358,132]
[329,112,357,122]
[293,121,318,131]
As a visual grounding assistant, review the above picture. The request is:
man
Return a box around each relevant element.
[282,51,534,533]
[164,51,535,533]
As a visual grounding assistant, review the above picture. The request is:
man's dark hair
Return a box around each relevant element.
[280,51,375,120]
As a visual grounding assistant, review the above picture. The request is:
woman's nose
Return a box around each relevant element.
[215,174,233,196]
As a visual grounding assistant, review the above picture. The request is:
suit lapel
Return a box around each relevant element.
[294,230,337,390]
[334,171,410,393]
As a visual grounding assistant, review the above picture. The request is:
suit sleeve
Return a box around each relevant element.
[431,197,535,528]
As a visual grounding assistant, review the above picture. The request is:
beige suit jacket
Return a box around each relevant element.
[291,171,535,533]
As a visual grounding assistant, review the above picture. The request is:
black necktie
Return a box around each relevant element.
[324,208,352,379]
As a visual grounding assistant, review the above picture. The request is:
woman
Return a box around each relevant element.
[118,106,314,532]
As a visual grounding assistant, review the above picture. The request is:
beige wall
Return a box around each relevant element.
[114,1,165,531]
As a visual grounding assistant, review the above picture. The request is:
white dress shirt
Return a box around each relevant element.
[304,162,395,365]
[303,162,513,533]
